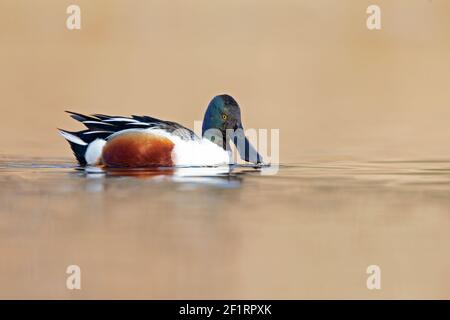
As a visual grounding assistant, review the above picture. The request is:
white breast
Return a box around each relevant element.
[171,137,230,166]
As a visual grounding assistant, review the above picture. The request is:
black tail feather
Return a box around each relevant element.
[67,140,88,166]
[58,128,88,166]
[65,110,99,123]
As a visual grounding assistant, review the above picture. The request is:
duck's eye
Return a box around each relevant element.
[222,114,228,121]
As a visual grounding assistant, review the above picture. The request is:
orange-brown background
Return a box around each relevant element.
[1,0,449,161]
[2,1,450,300]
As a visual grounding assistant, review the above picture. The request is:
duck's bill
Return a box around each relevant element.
[231,127,263,164]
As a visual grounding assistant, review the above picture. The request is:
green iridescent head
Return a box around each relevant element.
[202,94,262,164]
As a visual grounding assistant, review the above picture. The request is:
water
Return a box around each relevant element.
[1,156,450,299]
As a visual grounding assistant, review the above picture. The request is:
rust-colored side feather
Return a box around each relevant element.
[102,132,174,167]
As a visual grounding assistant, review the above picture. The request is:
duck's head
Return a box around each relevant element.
[202,94,263,164]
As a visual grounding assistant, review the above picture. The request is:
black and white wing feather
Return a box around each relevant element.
[63,111,199,140]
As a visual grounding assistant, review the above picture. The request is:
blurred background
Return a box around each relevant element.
[1,0,450,300]
[1,0,450,162]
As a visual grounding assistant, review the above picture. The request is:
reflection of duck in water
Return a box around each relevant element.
[59,95,263,167]
[81,166,243,192]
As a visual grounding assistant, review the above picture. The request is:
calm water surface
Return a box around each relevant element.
[1,156,450,299]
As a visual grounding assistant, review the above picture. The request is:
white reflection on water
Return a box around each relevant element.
[80,165,248,191]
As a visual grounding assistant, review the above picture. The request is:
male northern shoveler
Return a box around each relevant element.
[59,94,263,167]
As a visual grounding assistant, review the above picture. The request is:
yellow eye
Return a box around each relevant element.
[222,114,228,120]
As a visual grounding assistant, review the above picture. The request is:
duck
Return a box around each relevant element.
[59,94,263,167]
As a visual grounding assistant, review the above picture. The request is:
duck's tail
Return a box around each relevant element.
[59,110,122,166]
[58,129,88,165]
[58,128,107,166]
